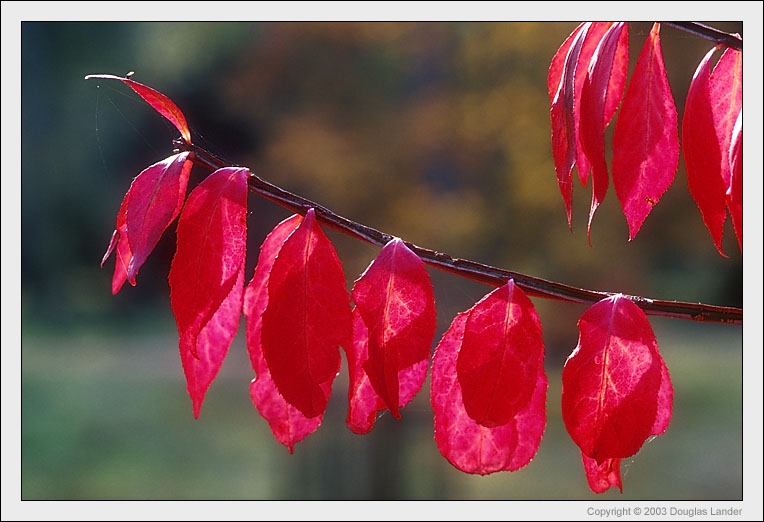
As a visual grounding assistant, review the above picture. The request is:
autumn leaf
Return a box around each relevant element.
[578,22,627,242]
[85,74,191,143]
[727,111,742,251]
[169,167,249,417]
[456,280,544,428]
[349,238,436,420]
[260,208,353,419]
[612,22,679,241]
[101,189,132,295]
[432,309,547,474]
[244,214,327,452]
[562,295,673,493]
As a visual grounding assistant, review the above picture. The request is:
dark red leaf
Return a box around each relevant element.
[125,152,192,282]
[727,111,742,251]
[578,22,627,242]
[350,238,436,419]
[562,295,673,492]
[550,23,590,227]
[85,74,191,143]
[456,280,544,428]
[683,44,742,256]
[549,23,628,189]
[612,22,679,240]
[346,308,430,434]
[244,214,327,451]
[101,190,133,295]
[169,167,249,416]
[432,310,547,474]
[260,208,353,419]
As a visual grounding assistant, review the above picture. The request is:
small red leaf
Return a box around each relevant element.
[578,22,627,242]
[612,22,679,240]
[125,152,192,282]
[346,309,429,434]
[432,311,547,474]
[86,74,191,143]
[582,455,623,494]
[169,167,249,416]
[727,111,742,251]
[550,23,590,227]
[260,208,353,419]
[350,238,436,419]
[456,280,544,428]
[562,295,672,487]
[683,44,742,256]
[101,190,133,295]
[244,214,327,452]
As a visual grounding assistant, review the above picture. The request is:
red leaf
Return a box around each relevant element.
[86,74,191,143]
[549,23,628,189]
[550,23,590,227]
[346,308,430,434]
[260,208,353,419]
[124,152,192,282]
[456,280,544,428]
[582,455,623,493]
[562,295,673,492]
[169,167,249,415]
[727,111,742,251]
[683,45,741,256]
[612,22,679,240]
[578,22,627,242]
[244,214,327,452]
[431,310,547,474]
[101,190,133,295]
[349,238,436,419]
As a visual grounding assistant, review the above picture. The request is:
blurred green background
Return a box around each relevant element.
[21,22,742,500]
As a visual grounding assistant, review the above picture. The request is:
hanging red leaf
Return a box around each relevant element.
[549,22,628,189]
[244,214,328,452]
[260,208,353,419]
[123,152,193,281]
[683,44,741,256]
[727,112,742,251]
[85,74,191,143]
[550,23,590,227]
[349,238,436,419]
[612,22,679,240]
[582,454,623,493]
[456,280,544,428]
[169,167,249,416]
[578,22,627,242]
[346,309,430,434]
[562,295,673,492]
[101,189,133,295]
[432,310,547,474]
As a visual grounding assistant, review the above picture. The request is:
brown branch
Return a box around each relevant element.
[178,141,742,326]
[663,22,742,51]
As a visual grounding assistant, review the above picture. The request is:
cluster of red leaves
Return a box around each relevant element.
[96,57,693,494]
[548,22,742,254]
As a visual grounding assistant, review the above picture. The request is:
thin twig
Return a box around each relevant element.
[663,22,742,51]
[177,141,742,326]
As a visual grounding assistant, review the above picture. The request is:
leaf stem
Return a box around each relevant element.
[662,22,742,51]
[177,140,742,326]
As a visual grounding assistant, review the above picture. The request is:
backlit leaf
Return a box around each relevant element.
[578,22,627,242]
[727,111,742,251]
[456,280,544,428]
[562,295,673,492]
[612,22,679,240]
[261,208,353,419]
[550,23,590,227]
[125,152,192,282]
[683,44,742,256]
[101,190,133,295]
[169,167,249,416]
[85,74,191,143]
[350,238,436,419]
[432,311,547,474]
[244,214,327,452]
